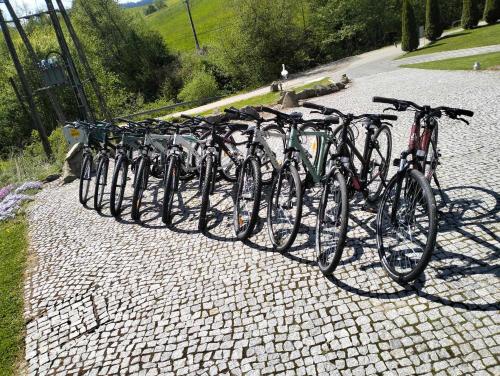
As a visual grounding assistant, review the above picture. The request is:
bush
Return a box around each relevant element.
[483,0,500,23]
[425,0,443,41]
[462,0,480,29]
[402,0,419,52]
[178,70,219,103]
[144,5,157,15]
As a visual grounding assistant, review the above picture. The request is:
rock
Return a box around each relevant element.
[336,82,346,90]
[314,85,333,96]
[240,106,260,119]
[296,89,317,100]
[270,81,281,92]
[62,142,83,184]
[43,174,61,183]
[327,83,340,92]
[280,91,299,109]
[340,74,350,85]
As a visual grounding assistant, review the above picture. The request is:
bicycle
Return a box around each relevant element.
[259,106,340,252]
[108,119,146,217]
[131,121,174,222]
[372,96,473,283]
[302,102,397,274]
[180,114,246,232]
[222,107,287,240]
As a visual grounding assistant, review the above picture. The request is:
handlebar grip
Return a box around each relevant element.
[326,116,340,124]
[302,102,324,111]
[373,96,399,105]
[380,114,398,121]
[455,108,474,117]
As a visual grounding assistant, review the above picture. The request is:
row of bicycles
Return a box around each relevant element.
[68,96,473,284]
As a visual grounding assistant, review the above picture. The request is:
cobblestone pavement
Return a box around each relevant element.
[395,44,500,65]
[26,69,500,375]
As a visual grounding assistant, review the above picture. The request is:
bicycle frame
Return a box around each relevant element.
[245,124,285,169]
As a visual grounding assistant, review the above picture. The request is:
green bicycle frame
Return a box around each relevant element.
[287,126,333,184]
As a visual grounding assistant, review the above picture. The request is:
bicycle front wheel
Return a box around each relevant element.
[234,157,262,240]
[162,155,179,226]
[94,157,109,212]
[267,163,303,252]
[198,154,215,232]
[316,171,349,274]
[131,157,150,221]
[79,154,93,206]
[376,169,437,283]
[110,155,128,217]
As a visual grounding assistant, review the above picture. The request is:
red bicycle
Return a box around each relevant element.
[372,96,473,283]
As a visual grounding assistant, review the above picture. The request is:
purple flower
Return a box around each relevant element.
[15,181,43,194]
[0,193,33,222]
[0,184,16,203]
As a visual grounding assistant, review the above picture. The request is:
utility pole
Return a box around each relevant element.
[184,0,200,52]
[3,0,66,125]
[44,0,94,123]
[54,0,111,121]
[0,9,52,158]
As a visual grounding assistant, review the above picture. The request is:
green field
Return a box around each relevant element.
[402,51,500,70]
[0,216,28,376]
[399,23,500,59]
[138,0,232,52]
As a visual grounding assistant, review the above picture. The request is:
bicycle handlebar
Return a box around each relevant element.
[303,102,397,122]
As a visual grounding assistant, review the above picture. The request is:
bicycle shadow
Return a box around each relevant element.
[325,185,500,312]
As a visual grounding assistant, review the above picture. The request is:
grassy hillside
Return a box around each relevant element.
[139,0,233,52]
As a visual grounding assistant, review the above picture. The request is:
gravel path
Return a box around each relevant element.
[25,68,500,375]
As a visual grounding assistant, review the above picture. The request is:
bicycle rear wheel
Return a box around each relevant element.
[220,128,246,182]
[366,125,392,203]
[267,163,303,252]
[110,155,128,217]
[234,157,262,240]
[94,157,109,212]
[198,154,215,232]
[316,171,349,274]
[131,157,150,221]
[376,169,437,283]
[79,154,93,206]
[162,155,179,226]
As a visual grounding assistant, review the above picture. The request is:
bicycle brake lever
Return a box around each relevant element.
[458,117,470,125]
[383,107,396,113]
[310,110,322,114]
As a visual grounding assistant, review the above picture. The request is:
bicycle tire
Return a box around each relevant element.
[93,157,109,212]
[260,123,286,185]
[267,163,303,252]
[109,155,128,217]
[366,125,392,203]
[376,169,437,283]
[234,156,262,240]
[79,154,93,206]
[219,128,245,182]
[198,154,215,232]
[131,157,150,221]
[316,171,349,274]
[423,125,439,182]
[162,155,179,226]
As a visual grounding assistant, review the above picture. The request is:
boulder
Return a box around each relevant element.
[43,174,61,183]
[327,83,340,92]
[280,91,299,109]
[296,89,317,100]
[270,81,281,92]
[336,82,346,90]
[240,106,260,118]
[340,74,350,85]
[62,142,83,184]
[314,85,333,96]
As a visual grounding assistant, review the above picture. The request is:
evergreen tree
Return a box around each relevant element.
[483,0,500,24]
[402,0,419,51]
[462,0,480,29]
[425,0,443,41]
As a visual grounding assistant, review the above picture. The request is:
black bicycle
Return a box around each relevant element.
[302,102,397,274]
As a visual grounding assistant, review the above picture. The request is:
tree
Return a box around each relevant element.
[144,4,157,15]
[483,0,500,24]
[154,0,167,9]
[402,0,419,51]
[425,0,443,41]
[462,0,480,28]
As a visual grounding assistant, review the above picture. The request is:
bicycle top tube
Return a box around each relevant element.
[303,102,397,123]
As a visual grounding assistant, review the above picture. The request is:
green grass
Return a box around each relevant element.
[198,78,332,115]
[142,0,232,52]
[401,51,500,70]
[0,216,28,376]
[399,23,500,59]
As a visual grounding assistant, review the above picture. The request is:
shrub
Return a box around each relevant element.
[425,0,443,41]
[462,0,480,29]
[402,0,420,52]
[178,70,219,103]
[483,0,500,23]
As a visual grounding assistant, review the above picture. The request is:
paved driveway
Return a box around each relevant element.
[26,69,499,375]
